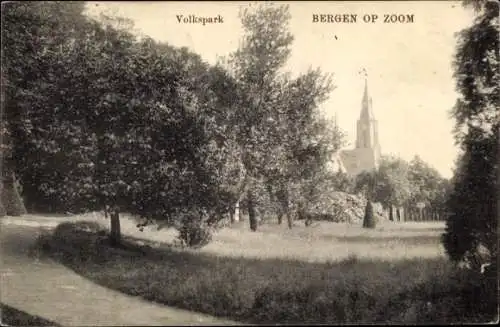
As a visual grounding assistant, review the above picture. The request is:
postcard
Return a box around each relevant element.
[1,1,497,325]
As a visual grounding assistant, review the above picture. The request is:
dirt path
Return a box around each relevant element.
[0,216,237,326]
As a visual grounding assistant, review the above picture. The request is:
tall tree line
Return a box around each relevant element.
[2,2,345,243]
[2,2,245,244]
[354,155,450,222]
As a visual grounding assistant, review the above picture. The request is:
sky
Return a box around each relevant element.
[85,1,476,179]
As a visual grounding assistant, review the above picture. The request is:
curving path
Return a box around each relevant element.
[0,216,238,326]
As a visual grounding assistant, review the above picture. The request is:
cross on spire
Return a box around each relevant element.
[358,68,368,78]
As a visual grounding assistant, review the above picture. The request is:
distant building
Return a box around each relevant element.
[332,78,381,176]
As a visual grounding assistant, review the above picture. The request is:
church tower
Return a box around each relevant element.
[355,78,381,165]
[338,77,382,176]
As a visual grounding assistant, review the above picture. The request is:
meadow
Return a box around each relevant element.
[70,212,446,262]
[35,213,496,324]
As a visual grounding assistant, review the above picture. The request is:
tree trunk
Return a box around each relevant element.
[276,184,289,226]
[304,211,312,227]
[277,212,283,225]
[304,212,312,227]
[234,200,240,222]
[298,202,311,227]
[230,200,240,223]
[247,189,258,232]
[0,184,6,217]
[109,209,121,246]
[389,206,394,221]
[396,207,401,222]
[287,211,293,229]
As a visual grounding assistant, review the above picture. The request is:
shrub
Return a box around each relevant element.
[177,213,213,248]
[0,177,27,216]
[362,200,376,228]
[304,191,385,224]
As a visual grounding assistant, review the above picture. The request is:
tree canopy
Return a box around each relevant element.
[223,3,343,230]
[2,1,347,242]
[442,0,498,266]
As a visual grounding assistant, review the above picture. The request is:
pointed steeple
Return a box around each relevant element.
[360,78,375,121]
[336,71,382,177]
[362,78,369,103]
[356,75,379,151]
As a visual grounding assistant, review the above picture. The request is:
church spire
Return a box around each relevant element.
[362,78,369,103]
[360,77,375,121]
[336,70,381,176]
[355,73,379,151]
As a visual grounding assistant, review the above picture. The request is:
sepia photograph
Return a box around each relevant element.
[1,0,498,325]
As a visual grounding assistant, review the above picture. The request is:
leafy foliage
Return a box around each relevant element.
[407,156,450,221]
[375,156,412,209]
[3,1,95,213]
[443,0,498,267]
[225,3,344,230]
[2,2,242,244]
[354,155,449,221]
[3,2,345,243]
[177,212,214,248]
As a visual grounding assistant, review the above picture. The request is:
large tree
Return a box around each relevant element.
[227,3,296,231]
[3,2,237,246]
[130,44,243,235]
[3,1,96,213]
[72,25,239,245]
[227,3,340,230]
[442,0,498,269]
[355,156,411,221]
[407,155,448,221]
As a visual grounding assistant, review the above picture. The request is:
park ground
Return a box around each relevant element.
[1,213,497,325]
[0,215,238,326]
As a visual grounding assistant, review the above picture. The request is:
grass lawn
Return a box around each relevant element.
[75,212,447,262]
[35,213,498,324]
[1,303,60,326]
